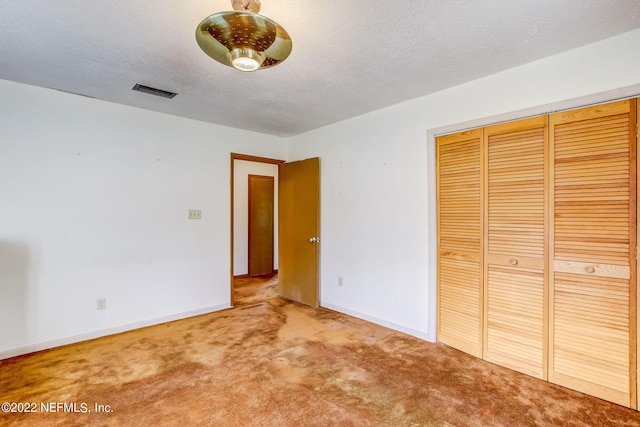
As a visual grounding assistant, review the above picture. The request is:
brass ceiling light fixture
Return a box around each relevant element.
[195,0,292,72]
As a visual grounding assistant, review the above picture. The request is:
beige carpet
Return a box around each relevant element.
[1,276,639,426]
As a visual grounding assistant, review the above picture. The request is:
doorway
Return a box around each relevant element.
[230,153,284,306]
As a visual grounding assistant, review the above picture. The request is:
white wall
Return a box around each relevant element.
[0,79,286,357]
[233,160,279,276]
[288,28,640,341]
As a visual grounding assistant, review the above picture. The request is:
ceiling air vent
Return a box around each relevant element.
[132,84,177,99]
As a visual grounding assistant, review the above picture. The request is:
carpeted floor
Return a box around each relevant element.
[1,275,640,426]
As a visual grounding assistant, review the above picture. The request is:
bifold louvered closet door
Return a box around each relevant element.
[549,100,636,407]
[437,129,483,358]
[436,99,637,408]
[483,117,547,380]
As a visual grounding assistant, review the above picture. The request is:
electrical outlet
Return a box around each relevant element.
[338,276,343,287]
[188,209,202,220]
[96,297,106,310]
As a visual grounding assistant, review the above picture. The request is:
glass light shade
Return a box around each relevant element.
[230,48,262,72]
[232,56,260,72]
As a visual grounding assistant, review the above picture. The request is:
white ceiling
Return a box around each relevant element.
[1,1,639,137]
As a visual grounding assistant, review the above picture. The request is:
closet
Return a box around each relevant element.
[436,99,637,408]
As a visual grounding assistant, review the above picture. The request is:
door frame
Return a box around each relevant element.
[230,153,284,306]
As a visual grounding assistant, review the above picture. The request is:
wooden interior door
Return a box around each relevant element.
[248,175,274,276]
[278,157,320,307]
[437,129,484,358]
[549,100,637,408]
[483,117,548,379]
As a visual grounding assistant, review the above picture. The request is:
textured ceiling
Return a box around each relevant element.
[1,1,639,137]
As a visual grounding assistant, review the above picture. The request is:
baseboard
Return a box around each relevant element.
[0,303,231,360]
[320,302,433,342]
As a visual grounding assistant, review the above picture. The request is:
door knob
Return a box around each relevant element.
[309,237,317,243]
